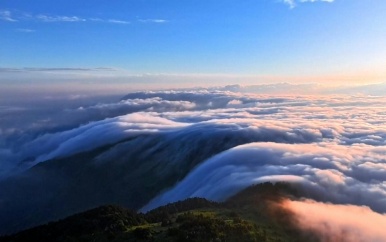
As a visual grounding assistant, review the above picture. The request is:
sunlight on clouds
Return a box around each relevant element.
[283,199,386,242]
[1,88,386,237]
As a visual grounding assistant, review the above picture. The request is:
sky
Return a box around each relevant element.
[1,0,386,92]
[1,1,386,237]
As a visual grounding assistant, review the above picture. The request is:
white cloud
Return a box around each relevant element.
[141,141,386,212]
[0,10,17,22]
[139,19,168,23]
[282,0,335,8]
[283,0,296,9]
[300,0,335,2]
[2,89,386,210]
[36,14,86,22]
[1,88,386,239]
[283,199,386,242]
[0,10,146,25]
[89,18,130,24]
[107,19,130,24]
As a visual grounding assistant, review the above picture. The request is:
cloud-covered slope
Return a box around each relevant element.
[1,88,386,236]
[142,142,386,213]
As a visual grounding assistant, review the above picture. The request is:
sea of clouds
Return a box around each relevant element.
[1,86,386,239]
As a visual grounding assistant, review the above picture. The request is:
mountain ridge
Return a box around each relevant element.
[1,182,314,242]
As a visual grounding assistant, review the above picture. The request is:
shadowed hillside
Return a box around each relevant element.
[0,124,303,235]
[0,183,319,242]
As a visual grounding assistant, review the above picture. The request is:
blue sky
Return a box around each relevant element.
[1,0,385,91]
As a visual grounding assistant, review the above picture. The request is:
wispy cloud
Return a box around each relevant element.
[15,28,35,33]
[300,0,335,2]
[36,14,86,22]
[0,10,135,25]
[89,18,130,24]
[0,67,118,73]
[282,0,335,8]
[0,10,17,22]
[139,19,168,24]
[1,10,169,25]
[283,0,296,9]
[107,19,130,24]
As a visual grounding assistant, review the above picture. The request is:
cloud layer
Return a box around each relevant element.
[141,142,386,213]
[283,199,386,242]
[2,89,386,177]
[1,88,385,238]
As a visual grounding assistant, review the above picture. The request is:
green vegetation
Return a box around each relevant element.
[0,183,317,242]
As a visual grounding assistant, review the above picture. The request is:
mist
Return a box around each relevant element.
[282,199,386,242]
